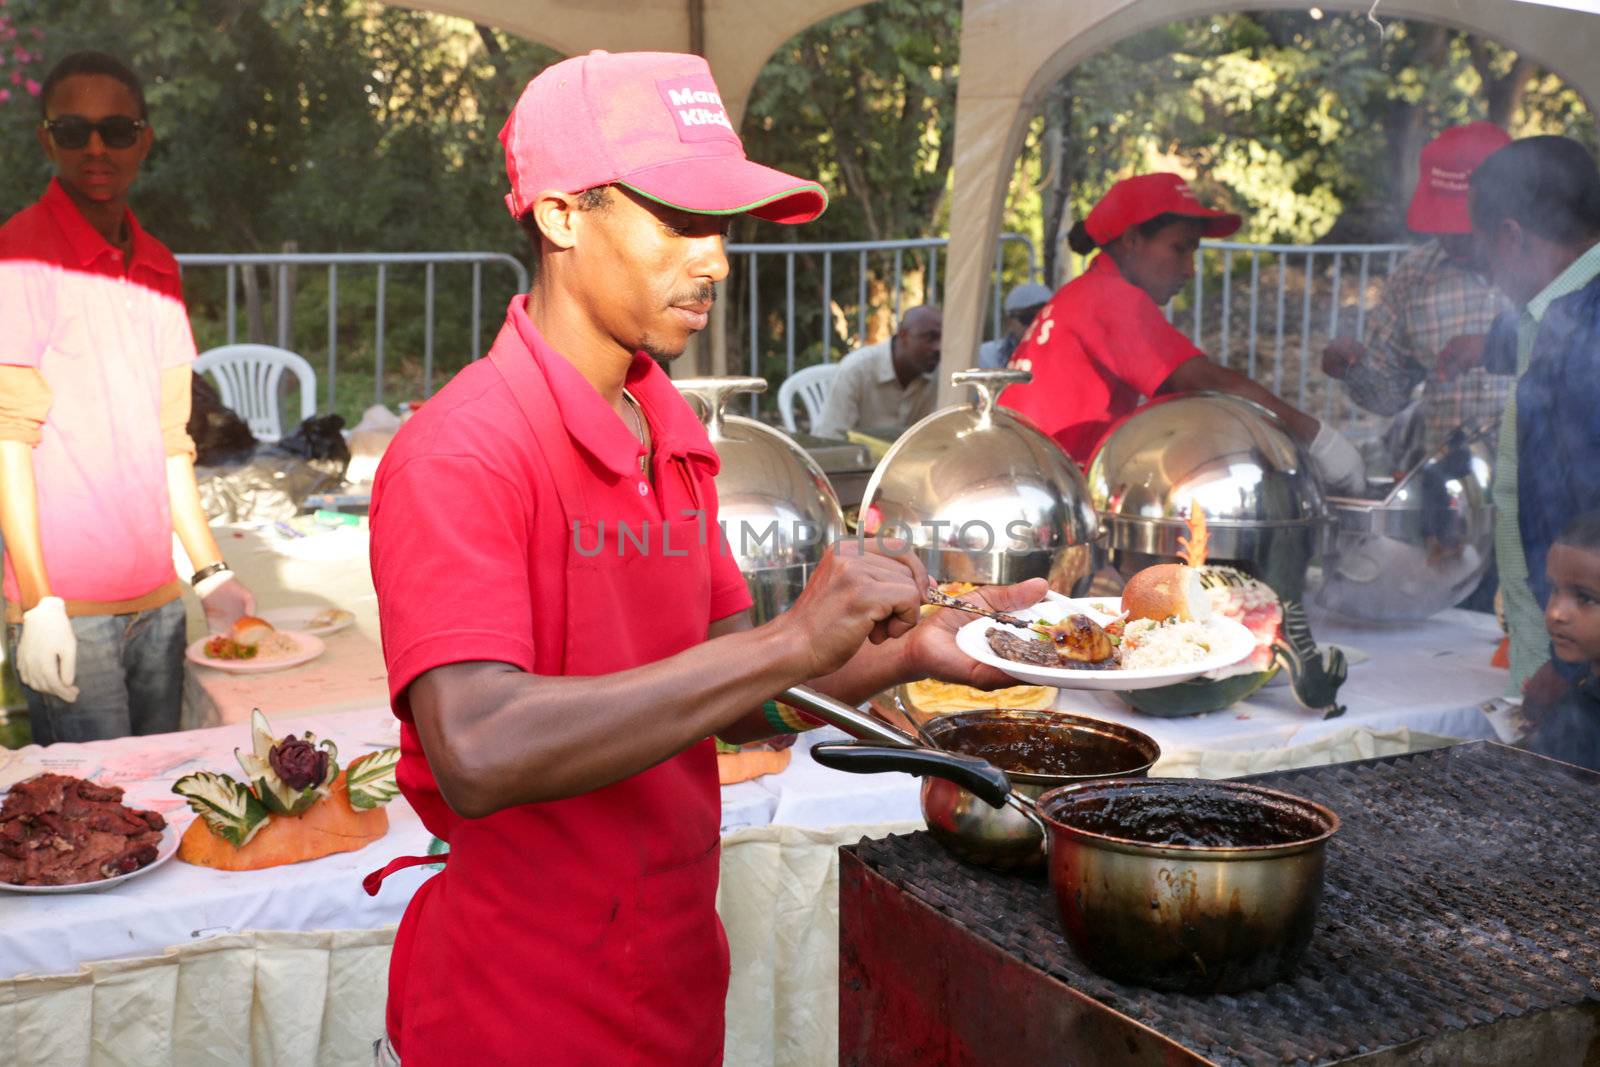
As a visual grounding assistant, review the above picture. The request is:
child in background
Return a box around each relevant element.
[1525,510,1600,771]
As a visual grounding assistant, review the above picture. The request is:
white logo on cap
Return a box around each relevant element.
[658,75,739,144]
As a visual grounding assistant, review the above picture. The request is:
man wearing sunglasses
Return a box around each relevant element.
[0,51,254,743]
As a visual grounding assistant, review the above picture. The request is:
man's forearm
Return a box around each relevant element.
[0,439,50,608]
[1161,357,1318,442]
[166,453,224,574]
[1342,354,1425,417]
[409,619,832,817]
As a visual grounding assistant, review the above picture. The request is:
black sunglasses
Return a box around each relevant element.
[42,115,147,150]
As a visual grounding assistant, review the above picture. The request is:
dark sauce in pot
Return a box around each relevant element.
[1044,782,1331,848]
[939,721,1152,778]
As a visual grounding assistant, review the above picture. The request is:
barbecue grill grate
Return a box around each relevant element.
[847,742,1600,1066]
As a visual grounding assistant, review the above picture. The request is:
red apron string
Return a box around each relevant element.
[363,851,446,897]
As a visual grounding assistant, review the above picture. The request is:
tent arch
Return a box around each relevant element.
[390,0,875,125]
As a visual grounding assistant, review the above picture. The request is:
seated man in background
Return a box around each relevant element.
[811,304,941,439]
[1323,123,1515,469]
[978,282,1052,369]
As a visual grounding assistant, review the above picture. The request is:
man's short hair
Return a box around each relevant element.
[1470,136,1600,245]
[516,185,613,273]
[40,51,147,120]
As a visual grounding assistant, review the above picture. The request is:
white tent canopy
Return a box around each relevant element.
[394,0,1600,392]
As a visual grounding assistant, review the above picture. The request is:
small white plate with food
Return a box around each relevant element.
[256,605,356,637]
[186,616,325,674]
[954,565,1256,690]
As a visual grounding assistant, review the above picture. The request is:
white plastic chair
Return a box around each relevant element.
[777,363,840,434]
[193,344,317,443]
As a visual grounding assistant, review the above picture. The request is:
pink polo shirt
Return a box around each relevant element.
[0,179,197,607]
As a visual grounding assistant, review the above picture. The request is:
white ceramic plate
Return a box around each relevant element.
[0,824,179,894]
[185,631,325,673]
[257,605,355,637]
[955,596,1257,691]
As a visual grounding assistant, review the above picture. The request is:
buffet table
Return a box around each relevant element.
[0,709,924,1067]
[140,521,1512,1065]
[2,593,1505,1067]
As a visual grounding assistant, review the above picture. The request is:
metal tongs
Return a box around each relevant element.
[922,586,1031,629]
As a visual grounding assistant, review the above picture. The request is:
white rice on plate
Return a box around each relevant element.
[1119,617,1216,670]
[255,632,302,659]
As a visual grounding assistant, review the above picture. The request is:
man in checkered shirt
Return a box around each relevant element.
[1324,123,1516,466]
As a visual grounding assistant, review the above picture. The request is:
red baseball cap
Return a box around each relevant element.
[1085,173,1242,246]
[499,51,827,224]
[1406,122,1511,234]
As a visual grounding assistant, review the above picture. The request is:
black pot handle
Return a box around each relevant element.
[810,740,1014,809]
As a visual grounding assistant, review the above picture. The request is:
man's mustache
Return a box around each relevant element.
[671,285,716,308]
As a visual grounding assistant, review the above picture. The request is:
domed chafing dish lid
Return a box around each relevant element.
[674,377,844,575]
[1088,392,1328,556]
[860,369,1100,591]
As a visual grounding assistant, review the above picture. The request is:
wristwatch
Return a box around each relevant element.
[191,561,229,587]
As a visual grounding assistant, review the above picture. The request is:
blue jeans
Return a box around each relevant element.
[5,598,186,745]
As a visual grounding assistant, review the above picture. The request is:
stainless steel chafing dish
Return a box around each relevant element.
[859,369,1101,593]
[1315,425,1495,621]
[675,377,845,624]
[1087,392,1328,603]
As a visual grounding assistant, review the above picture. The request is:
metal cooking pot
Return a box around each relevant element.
[917,709,1159,872]
[1040,778,1338,993]
[860,369,1101,594]
[674,378,845,624]
[1088,393,1329,603]
[802,737,1337,994]
[1316,425,1496,621]
[781,684,1336,995]
[800,724,1338,994]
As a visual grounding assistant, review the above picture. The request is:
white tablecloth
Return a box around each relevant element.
[0,709,930,984]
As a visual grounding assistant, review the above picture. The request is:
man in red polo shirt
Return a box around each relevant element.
[365,51,1043,1064]
[0,52,254,743]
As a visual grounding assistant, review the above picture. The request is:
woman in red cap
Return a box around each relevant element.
[999,173,1365,492]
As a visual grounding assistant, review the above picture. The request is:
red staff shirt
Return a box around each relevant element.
[369,298,752,838]
[999,254,1202,465]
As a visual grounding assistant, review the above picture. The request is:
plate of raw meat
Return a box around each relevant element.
[0,774,179,893]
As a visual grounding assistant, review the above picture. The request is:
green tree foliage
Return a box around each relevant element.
[3,0,1594,420]
[735,0,961,389]
[1016,10,1596,283]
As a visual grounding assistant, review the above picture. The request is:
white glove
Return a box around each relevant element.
[1309,423,1367,496]
[17,597,79,703]
[197,572,256,635]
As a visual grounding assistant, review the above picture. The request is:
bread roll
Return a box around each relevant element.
[178,775,388,871]
[231,615,276,648]
[1122,564,1212,623]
